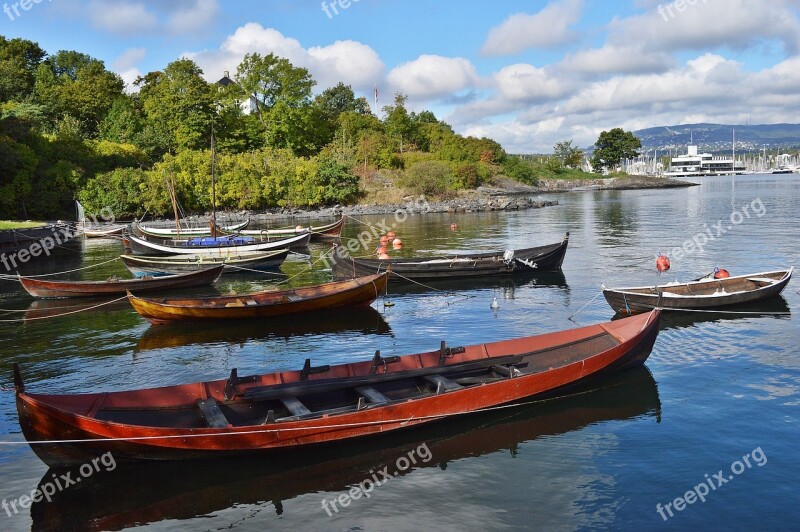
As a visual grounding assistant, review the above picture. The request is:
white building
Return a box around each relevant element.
[663,145,745,177]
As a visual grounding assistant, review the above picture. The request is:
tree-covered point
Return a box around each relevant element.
[590,128,641,172]
[1,35,534,219]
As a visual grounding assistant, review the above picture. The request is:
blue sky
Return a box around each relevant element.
[3,0,800,152]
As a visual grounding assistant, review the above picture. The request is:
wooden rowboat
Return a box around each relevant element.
[18,265,224,299]
[136,219,250,238]
[14,310,660,466]
[127,272,389,324]
[81,225,127,238]
[237,216,345,242]
[120,249,290,277]
[603,268,793,314]
[331,232,569,281]
[123,231,311,256]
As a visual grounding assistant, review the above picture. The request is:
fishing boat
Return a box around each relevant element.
[135,219,250,238]
[237,217,345,242]
[14,310,660,465]
[17,266,224,299]
[120,249,290,277]
[123,231,311,256]
[127,272,389,324]
[332,233,569,281]
[603,268,793,314]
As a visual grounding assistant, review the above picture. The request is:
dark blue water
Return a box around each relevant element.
[0,174,797,530]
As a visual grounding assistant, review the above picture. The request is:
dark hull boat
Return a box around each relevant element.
[14,310,660,466]
[123,231,311,256]
[332,232,569,281]
[120,249,290,276]
[603,268,792,314]
[18,266,224,299]
[127,272,389,324]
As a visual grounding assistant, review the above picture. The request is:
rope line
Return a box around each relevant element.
[0,379,633,446]
[0,256,121,280]
[568,290,604,321]
[0,296,128,323]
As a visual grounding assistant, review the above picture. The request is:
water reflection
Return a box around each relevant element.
[657,296,791,331]
[134,306,392,353]
[385,270,569,295]
[29,367,659,530]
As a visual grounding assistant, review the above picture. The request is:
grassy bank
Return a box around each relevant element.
[0,221,46,230]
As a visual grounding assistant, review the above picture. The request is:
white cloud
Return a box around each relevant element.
[481,0,583,56]
[387,55,479,100]
[611,0,800,54]
[186,23,384,93]
[87,1,157,35]
[560,45,674,74]
[166,0,220,34]
[113,47,146,71]
[494,63,569,102]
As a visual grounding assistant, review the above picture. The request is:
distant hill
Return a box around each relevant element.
[633,123,800,153]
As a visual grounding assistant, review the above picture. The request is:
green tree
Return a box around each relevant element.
[382,93,415,153]
[590,128,641,172]
[554,139,584,168]
[0,37,46,103]
[33,50,124,136]
[398,160,453,196]
[136,59,215,156]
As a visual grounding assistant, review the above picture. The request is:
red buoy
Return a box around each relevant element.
[386,230,396,239]
[656,253,670,272]
[378,252,391,260]
[714,267,730,279]
[392,238,403,249]
[379,235,389,245]
[450,223,458,231]
[376,246,387,255]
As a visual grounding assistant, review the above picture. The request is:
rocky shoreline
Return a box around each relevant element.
[170,175,697,223]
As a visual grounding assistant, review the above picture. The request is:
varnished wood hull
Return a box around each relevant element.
[332,233,569,281]
[15,310,660,466]
[136,219,250,238]
[18,266,224,299]
[603,268,792,314]
[127,272,388,323]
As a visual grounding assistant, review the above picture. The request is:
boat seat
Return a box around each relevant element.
[746,277,776,285]
[355,385,390,405]
[492,365,522,378]
[424,375,463,394]
[281,396,312,417]
[225,299,245,307]
[197,398,229,428]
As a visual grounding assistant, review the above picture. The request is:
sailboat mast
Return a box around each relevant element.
[210,124,217,237]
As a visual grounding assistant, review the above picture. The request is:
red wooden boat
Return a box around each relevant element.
[127,272,388,324]
[14,310,660,466]
[18,265,224,299]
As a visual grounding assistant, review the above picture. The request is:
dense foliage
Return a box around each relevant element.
[590,128,641,172]
[0,36,515,219]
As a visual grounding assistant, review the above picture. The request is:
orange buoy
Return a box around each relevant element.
[378,252,391,259]
[656,253,670,272]
[392,238,403,249]
[713,267,730,279]
[379,235,389,245]
[386,230,396,239]
[450,223,458,231]
[376,246,387,255]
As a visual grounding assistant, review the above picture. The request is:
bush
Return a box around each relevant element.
[398,160,453,196]
[79,168,148,217]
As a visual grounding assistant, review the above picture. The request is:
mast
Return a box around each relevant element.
[732,128,735,174]
[210,123,217,237]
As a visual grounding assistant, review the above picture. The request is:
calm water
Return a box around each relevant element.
[0,174,798,530]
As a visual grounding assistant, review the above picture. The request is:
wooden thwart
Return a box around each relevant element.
[356,385,391,405]
[281,397,312,417]
[197,398,229,428]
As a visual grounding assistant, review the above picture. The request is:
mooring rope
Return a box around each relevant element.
[0,256,122,280]
[0,295,129,323]
[567,290,604,321]
[0,378,635,445]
